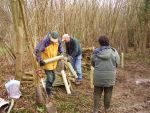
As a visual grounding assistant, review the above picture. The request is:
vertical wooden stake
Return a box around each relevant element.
[121,52,124,68]
[61,70,71,94]
[89,46,95,89]
[90,66,94,89]
[63,61,78,78]
[7,99,14,113]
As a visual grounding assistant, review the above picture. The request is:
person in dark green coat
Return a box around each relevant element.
[62,34,82,85]
[91,35,120,113]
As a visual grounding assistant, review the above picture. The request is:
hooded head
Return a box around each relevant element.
[98,35,109,46]
[95,35,112,59]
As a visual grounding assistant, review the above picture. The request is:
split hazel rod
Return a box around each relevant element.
[44,55,64,63]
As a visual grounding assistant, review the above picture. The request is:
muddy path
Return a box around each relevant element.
[0,59,150,113]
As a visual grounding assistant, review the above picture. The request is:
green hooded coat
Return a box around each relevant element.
[91,47,120,87]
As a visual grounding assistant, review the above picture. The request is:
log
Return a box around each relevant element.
[63,61,78,78]
[90,66,94,89]
[68,77,75,83]
[44,55,64,64]
[82,47,94,51]
[121,52,124,68]
[67,77,73,91]
[22,76,34,81]
[136,79,150,85]
[61,70,71,94]
[24,71,34,77]
[7,99,14,113]
[21,81,34,84]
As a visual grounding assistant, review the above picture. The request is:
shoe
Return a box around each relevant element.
[105,109,110,113]
[48,93,54,98]
[75,80,82,85]
[93,112,98,113]
[93,110,99,113]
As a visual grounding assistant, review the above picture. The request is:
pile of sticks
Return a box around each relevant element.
[82,47,94,71]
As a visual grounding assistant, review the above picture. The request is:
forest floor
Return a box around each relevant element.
[0,54,150,113]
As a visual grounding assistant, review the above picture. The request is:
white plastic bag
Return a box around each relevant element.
[5,79,21,99]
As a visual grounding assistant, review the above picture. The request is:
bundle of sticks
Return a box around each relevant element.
[82,47,94,70]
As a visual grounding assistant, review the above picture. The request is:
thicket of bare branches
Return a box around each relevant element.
[0,0,149,108]
[0,0,150,54]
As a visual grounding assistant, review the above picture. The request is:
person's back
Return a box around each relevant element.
[92,46,119,87]
[91,35,120,113]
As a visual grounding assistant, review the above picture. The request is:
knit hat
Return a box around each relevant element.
[50,32,59,43]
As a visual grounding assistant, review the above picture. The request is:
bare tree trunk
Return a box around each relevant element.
[10,0,44,104]
[142,0,149,53]
[10,0,23,80]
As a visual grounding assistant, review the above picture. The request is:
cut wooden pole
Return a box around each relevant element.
[40,78,48,98]
[89,47,95,88]
[61,70,71,94]
[24,71,34,77]
[63,61,78,78]
[136,79,150,85]
[67,78,73,91]
[90,66,94,89]
[7,99,14,113]
[44,56,78,79]
[44,55,64,64]
[121,52,124,68]
[21,81,34,84]
[22,76,34,81]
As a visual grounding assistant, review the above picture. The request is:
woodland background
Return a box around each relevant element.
[0,0,150,113]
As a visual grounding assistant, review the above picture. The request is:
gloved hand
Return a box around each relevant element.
[40,60,46,66]
[60,52,65,56]
[67,55,73,62]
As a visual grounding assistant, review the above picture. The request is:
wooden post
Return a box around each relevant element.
[63,61,78,78]
[44,55,64,64]
[61,70,71,94]
[10,0,23,81]
[10,0,44,104]
[44,56,78,79]
[90,66,94,89]
[7,99,14,113]
[90,47,95,88]
[121,52,124,68]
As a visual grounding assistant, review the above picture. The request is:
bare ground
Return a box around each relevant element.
[0,57,150,113]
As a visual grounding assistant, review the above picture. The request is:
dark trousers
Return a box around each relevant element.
[93,86,113,113]
[44,70,55,95]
